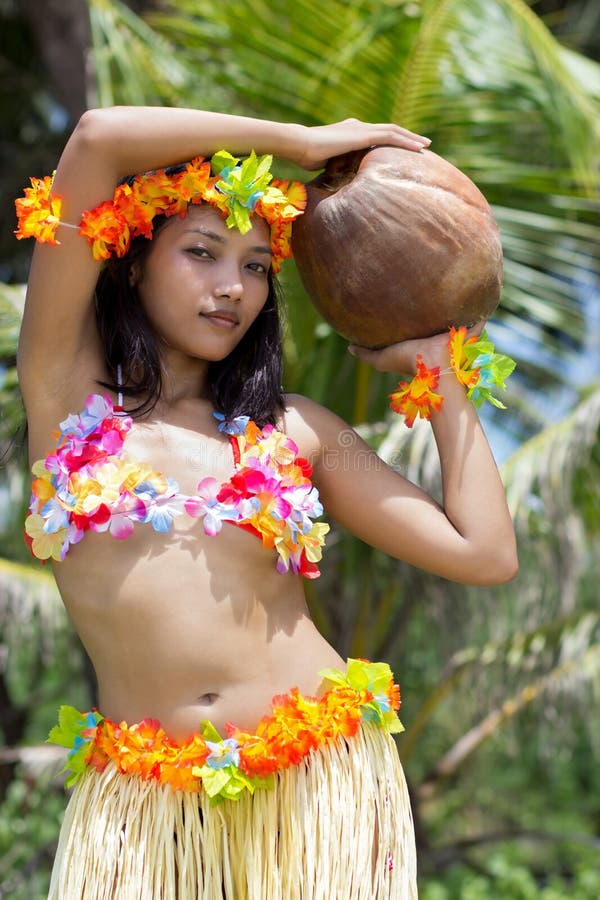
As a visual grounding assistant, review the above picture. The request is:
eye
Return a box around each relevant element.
[188,247,212,259]
[246,261,269,275]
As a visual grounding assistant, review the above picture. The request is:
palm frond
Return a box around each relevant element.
[401,608,600,762]
[396,0,598,190]
[417,634,600,797]
[87,0,192,107]
[149,0,420,123]
[502,380,600,527]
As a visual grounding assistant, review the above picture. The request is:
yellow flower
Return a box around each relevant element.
[24,514,66,561]
[448,326,481,388]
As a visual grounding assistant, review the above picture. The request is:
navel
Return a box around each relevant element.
[196,692,220,705]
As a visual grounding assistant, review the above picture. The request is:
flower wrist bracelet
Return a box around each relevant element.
[389,326,516,427]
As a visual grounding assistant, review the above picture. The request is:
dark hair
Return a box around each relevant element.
[94,219,285,428]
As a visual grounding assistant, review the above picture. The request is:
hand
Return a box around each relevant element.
[348,323,485,376]
[295,118,431,171]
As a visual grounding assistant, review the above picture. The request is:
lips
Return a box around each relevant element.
[201,308,240,328]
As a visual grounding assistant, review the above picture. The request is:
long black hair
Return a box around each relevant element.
[94,217,286,428]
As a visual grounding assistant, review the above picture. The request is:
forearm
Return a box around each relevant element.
[73,106,308,177]
[430,373,517,579]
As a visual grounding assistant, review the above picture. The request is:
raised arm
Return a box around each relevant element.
[288,331,518,586]
[17,106,429,409]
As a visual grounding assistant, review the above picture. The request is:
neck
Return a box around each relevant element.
[159,351,211,405]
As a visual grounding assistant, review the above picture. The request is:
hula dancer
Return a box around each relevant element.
[15,107,517,899]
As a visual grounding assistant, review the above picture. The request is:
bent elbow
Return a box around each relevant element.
[480,546,519,585]
[72,108,104,145]
[71,107,126,154]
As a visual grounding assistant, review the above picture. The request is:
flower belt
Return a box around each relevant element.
[49,659,403,804]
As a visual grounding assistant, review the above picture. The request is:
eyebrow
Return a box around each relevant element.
[183,226,272,256]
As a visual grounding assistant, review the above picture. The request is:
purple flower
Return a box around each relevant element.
[213,411,250,435]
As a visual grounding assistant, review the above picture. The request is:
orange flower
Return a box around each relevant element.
[449,326,481,388]
[388,682,401,712]
[389,355,444,427]
[269,220,293,272]
[257,180,307,225]
[175,158,212,203]
[272,179,308,217]
[79,202,130,261]
[113,183,156,240]
[236,733,278,778]
[15,175,62,245]
[30,471,56,508]
[142,171,190,218]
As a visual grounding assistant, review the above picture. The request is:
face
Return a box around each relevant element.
[135,205,272,364]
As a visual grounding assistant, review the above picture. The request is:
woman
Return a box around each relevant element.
[16,107,518,899]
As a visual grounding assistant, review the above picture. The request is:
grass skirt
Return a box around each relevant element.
[48,724,417,899]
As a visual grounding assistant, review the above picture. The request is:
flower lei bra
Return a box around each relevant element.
[48,659,403,804]
[15,150,307,273]
[25,394,329,579]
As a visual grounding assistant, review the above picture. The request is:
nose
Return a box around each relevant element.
[213,271,244,302]
[214,284,243,301]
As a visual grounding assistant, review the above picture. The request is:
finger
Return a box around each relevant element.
[467,319,487,338]
[348,344,399,372]
[340,119,430,151]
[366,123,431,149]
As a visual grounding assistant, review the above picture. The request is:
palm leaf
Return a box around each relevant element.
[502,380,600,527]
[417,631,600,797]
[396,0,598,188]
[87,0,193,107]
[401,609,600,763]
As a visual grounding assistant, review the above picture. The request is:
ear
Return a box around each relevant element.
[128,263,141,287]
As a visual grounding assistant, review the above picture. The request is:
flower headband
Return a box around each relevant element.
[15,150,307,273]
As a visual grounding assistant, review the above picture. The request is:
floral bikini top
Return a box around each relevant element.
[25,394,329,579]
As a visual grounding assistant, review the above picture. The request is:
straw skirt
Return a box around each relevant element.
[48,723,417,899]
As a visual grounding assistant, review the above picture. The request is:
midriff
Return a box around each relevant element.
[52,515,343,742]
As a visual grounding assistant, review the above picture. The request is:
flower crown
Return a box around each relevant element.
[15,150,307,273]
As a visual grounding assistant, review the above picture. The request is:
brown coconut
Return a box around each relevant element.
[292,146,503,348]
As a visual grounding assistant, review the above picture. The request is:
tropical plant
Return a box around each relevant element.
[1,0,599,892]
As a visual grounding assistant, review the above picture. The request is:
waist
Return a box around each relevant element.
[50,658,404,802]
[97,636,346,739]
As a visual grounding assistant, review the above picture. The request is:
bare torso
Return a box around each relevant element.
[31,390,343,742]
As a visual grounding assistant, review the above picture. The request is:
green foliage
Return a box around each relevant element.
[422,853,600,899]
[0,770,63,899]
[0,283,25,444]
[0,560,92,744]
[0,561,92,896]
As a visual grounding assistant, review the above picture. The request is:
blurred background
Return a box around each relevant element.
[1,1,599,896]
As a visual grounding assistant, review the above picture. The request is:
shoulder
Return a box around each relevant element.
[280,393,363,466]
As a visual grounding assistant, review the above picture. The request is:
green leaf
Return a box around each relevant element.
[210,150,238,174]
[200,720,223,743]
[47,705,86,748]
[193,765,230,798]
